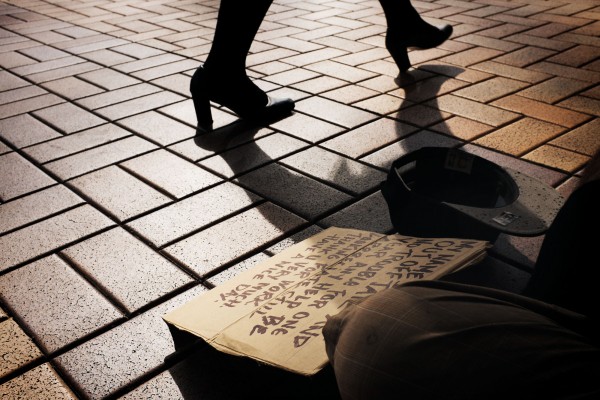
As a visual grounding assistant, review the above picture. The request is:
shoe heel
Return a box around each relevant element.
[388,44,411,72]
[190,67,213,132]
[386,32,411,73]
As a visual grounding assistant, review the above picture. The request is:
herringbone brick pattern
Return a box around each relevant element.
[1,0,598,398]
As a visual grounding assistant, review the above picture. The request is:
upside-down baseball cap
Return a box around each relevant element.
[381,147,565,242]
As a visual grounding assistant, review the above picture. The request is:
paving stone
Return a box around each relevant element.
[0,184,83,234]
[428,94,520,126]
[453,77,529,103]
[517,77,593,104]
[0,141,10,155]
[0,51,36,69]
[118,110,195,145]
[352,93,408,116]
[68,165,171,222]
[471,61,551,85]
[558,95,600,117]
[120,149,221,199]
[165,202,306,277]
[0,93,64,119]
[19,45,70,61]
[290,75,347,95]
[78,68,142,90]
[474,118,565,156]
[95,91,184,121]
[0,70,29,92]
[391,103,450,128]
[296,96,378,128]
[320,84,379,105]
[81,48,136,66]
[0,255,123,353]
[269,112,345,143]
[304,60,379,83]
[0,152,55,201]
[0,86,47,106]
[0,204,114,272]
[529,61,600,84]
[491,94,591,128]
[168,127,271,163]
[11,56,86,77]
[24,123,131,163]
[33,102,106,134]
[429,116,493,141]
[281,146,386,195]
[199,133,309,178]
[131,59,198,81]
[322,117,418,159]
[441,47,504,67]
[236,163,352,219]
[75,83,161,110]
[0,113,62,148]
[55,285,207,400]
[113,53,183,74]
[523,145,589,173]
[0,363,77,400]
[62,227,192,312]
[127,182,261,248]
[0,318,42,379]
[45,135,157,180]
[40,76,104,100]
[550,119,600,156]
[319,191,395,234]
[361,130,461,171]
[391,75,470,103]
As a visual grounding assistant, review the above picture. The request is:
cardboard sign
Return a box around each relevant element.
[163,227,489,375]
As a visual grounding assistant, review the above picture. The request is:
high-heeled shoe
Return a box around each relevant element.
[190,66,295,133]
[386,23,453,72]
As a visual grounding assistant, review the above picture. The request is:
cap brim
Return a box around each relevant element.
[447,168,565,236]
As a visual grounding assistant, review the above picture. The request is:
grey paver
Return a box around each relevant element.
[33,102,106,134]
[0,113,62,148]
[322,117,418,159]
[281,146,386,195]
[164,202,306,277]
[0,363,77,399]
[199,133,310,178]
[0,204,114,271]
[236,163,353,219]
[118,111,196,145]
[0,152,56,201]
[120,149,220,198]
[0,255,123,353]
[55,285,207,400]
[127,182,261,247]
[0,184,83,234]
[1,0,600,397]
[62,227,192,312]
[44,135,157,180]
[24,123,131,163]
[68,165,171,222]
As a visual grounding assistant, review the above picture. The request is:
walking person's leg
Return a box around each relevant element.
[191,0,294,132]
[379,0,453,72]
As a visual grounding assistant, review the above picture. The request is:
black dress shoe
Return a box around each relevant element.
[190,66,295,133]
[386,23,453,72]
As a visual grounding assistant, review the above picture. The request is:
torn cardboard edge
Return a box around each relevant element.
[163,227,490,376]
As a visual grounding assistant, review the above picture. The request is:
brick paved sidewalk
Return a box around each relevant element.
[1,0,599,398]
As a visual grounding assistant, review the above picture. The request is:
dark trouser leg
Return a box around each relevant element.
[525,179,600,320]
[324,280,600,400]
[204,0,273,76]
